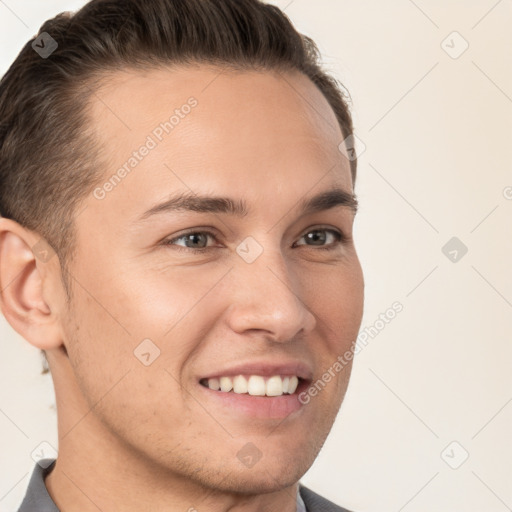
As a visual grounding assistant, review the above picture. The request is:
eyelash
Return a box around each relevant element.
[162,227,348,253]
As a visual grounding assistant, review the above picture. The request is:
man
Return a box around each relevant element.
[0,0,364,510]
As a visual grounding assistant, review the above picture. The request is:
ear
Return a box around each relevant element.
[0,217,64,350]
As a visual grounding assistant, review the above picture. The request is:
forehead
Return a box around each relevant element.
[84,65,352,221]
[89,64,343,138]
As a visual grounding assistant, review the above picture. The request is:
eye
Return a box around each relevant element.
[161,227,348,253]
[294,228,345,249]
[162,231,217,251]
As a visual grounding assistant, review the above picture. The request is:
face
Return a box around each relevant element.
[58,65,364,493]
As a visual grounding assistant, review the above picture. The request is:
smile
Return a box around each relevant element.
[199,374,300,397]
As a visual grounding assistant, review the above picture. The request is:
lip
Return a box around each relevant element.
[197,360,314,381]
[197,377,311,419]
[196,359,313,420]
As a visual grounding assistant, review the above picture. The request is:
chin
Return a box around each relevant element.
[163,447,313,496]
[202,464,306,495]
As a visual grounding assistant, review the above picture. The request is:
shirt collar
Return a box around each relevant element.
[297,484,308,512]
[17,459,58,512]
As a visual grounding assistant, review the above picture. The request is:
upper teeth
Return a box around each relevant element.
[204,375,299,396]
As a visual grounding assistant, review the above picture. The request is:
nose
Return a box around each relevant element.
[224,247,317,343]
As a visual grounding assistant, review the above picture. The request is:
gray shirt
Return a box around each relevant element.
[17,459,352,512]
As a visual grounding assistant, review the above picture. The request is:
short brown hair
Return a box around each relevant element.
[0,0,356,295]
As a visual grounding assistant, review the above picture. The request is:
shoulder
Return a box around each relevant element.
[299,484,355,512]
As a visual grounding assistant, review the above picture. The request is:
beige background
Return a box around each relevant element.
[1,1,511,511]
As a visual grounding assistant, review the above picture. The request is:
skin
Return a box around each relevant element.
[0,65,364,511]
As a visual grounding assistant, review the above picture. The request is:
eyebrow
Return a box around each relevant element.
[137,187,358,222]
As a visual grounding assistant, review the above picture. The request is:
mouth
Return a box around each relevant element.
[197,374,311,419]
[199,374,304,397]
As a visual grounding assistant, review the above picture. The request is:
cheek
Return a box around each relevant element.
[305,259,364,344]
[63,260,231,416]
[114,260,230,337]
[72,259,226,354]
[61,282,211,445]
[309,260,363,407]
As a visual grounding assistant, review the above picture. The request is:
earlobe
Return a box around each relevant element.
[0,218,64,350]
